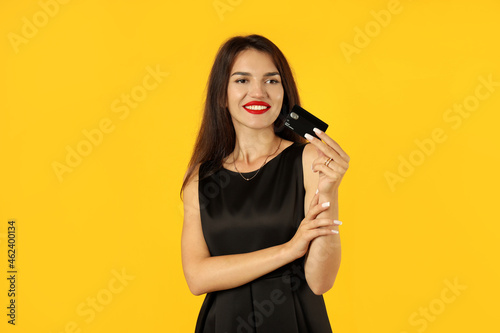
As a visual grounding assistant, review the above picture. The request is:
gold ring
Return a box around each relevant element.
[324,158,333,167]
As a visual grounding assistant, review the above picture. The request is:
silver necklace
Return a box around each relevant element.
[233,138,282,181]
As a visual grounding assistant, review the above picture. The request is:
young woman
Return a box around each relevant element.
[180,34,350,332]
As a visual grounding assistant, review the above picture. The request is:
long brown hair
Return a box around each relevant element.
[180,34,306,198]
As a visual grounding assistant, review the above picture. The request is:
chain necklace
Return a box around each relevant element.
[233,138,282,181]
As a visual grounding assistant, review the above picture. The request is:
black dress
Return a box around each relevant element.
[195,141,333,333]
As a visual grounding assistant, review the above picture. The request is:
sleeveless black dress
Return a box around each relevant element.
[195,141,332,333]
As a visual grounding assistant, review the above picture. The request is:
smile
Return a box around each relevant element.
[243,101,271,114]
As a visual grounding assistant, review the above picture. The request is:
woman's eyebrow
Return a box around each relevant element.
[230,71,280,77]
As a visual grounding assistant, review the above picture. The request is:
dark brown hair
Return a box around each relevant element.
[180,34,306,198]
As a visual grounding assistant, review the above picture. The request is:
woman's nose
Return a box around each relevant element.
[249,81,266,98]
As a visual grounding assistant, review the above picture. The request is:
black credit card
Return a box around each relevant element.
[284,104,328,139]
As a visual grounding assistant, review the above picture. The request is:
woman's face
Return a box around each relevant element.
[226,49,284,131]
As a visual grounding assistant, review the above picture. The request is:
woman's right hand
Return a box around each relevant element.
[285,192,340,260]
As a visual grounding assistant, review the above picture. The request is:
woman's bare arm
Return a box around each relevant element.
[302,143,343,295]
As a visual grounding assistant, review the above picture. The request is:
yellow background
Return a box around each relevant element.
[1,0,499,332]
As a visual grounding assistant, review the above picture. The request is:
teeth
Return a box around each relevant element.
[244,105,269,110]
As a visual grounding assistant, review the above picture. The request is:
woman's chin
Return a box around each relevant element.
[232,113,280,131]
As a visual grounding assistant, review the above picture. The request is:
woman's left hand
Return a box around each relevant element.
[305,128,350,194]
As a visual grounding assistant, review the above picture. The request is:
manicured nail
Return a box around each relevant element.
[322,202,330,208]
[304,133,314,141]
[313,128,323,135]
[333,220,342,225]
[331,230,339,234]
[315,189,319,194]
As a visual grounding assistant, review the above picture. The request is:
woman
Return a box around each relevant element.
[180,34,350,332]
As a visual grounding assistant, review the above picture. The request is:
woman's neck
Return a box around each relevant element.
[231,127,281,166]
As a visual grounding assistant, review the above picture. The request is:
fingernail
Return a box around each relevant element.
[331,230,339,234]
[322,202,330,208]
[313,128,322,135]
[315,189,319,194]
[333,220,342,225]
[304,133,314,141]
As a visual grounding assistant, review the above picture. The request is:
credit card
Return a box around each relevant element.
[284,104,329,139]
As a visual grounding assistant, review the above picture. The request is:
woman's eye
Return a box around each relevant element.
[234,78,280,84]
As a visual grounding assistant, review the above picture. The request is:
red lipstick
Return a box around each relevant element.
[243,101,271,114]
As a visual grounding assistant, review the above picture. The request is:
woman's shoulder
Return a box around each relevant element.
[183,162,202,191]
[276,139,311,166]
[301,141,318,193]
[282,139,308,152]
[281,139,311,159]
[280,139,296,152]
[301,140,315,159]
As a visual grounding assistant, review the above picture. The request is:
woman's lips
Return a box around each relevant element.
[243,101,271,114]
